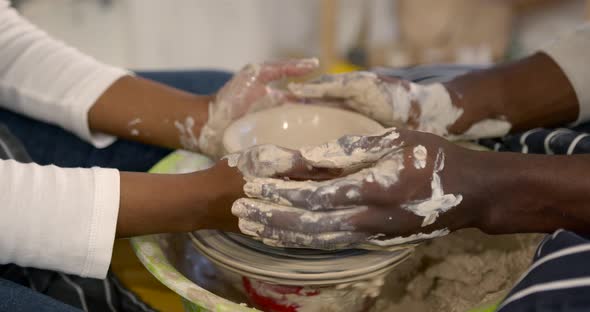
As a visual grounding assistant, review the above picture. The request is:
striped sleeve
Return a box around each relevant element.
[498,230,590,311]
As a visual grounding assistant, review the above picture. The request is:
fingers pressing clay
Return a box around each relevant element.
[243,153,405,210]
[199,58,319,157]
[233,145,298,178]
[257,58,319,83]
[299,128,403,169]
[237,219,369,250]
[229,128,404,181]
[245,89,288,115]
[233,200,450,250]
[288,72,376,98]
[289,72,396,126]
[230,144,341,180]
[231,198,364,233]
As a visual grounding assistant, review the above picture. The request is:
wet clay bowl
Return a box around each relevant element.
[222,104,384,153]
[189,230,412,312]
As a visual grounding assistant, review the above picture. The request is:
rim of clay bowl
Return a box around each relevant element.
[188,230,413,286]
[222,104,384,153]
[130,152,258,312]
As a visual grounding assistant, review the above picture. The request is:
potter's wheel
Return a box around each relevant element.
[189,230,413,286]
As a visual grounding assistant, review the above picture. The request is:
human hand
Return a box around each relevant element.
[228,128,487,249]
[288,72,511,140]
[197,58,319,157]
[117,159,245,237]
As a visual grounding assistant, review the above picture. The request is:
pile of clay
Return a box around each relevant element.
[374,229,542,312]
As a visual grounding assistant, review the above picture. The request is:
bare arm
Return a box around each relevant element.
[116,160,244,237]
[89,76,211,151]
[89,59,319,157]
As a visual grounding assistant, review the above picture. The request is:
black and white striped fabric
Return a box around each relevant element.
[0,123,157,312]
[377,65,590,311]
[497,230,590,312]
[478,125,590,155]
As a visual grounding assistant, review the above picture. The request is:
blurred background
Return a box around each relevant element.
[11,0,590,74]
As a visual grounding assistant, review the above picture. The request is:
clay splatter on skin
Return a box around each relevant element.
[412,145,427,169]
[127,118,142,136]
[368,228,450,247]
[346,189,360,199]
[243,153,404,210]
[174,117,198,150]
[222,153,240,168]
[452,118,512,140]
[403,149,462,227]
[234,145,296,178]
[128,117,142,126]
[299,128,402,169]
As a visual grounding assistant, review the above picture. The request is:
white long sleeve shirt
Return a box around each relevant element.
[0,1,126,278]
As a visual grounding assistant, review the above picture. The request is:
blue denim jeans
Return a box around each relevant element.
[0,70,232,170]
[0,279,80,312]
[0,70,232,311]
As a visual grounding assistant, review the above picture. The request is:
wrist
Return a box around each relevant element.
[471,152,589,235]
[443,76,509,139]
[460,151,519,233]
[433,146,496,232]
[187,160,244,232]
[197,95,229,157]
[411,82,462,136]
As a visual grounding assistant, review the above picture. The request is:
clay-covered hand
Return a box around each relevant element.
[198,58,319,157]
[228,128,484,250]
[288,72,510,140]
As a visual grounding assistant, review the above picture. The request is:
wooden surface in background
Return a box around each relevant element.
[370,0,513,67]
[320,0,338,71]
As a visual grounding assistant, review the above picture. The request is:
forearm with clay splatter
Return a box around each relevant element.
[288,71,510,140]
[89,75,212,152]
[289,53,580,140]
[90,59,319,158]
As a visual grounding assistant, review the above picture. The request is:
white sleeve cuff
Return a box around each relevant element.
[82,167,120,278]
[68,66,130,149]
[540,23,590,124]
